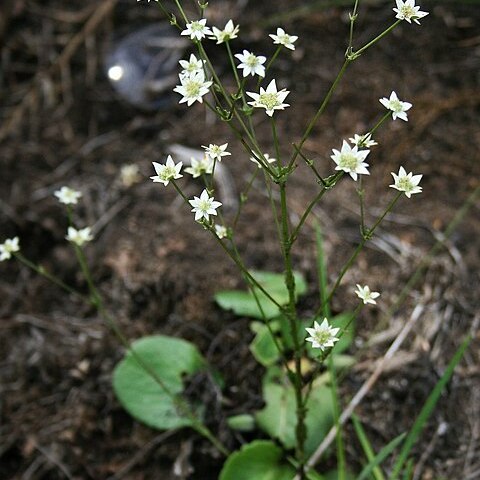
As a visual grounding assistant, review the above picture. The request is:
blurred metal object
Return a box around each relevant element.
[104,23,188,110]
[168,144,239,210]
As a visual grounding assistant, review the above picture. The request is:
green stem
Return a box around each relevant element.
[279,181,306,478]
[14,253,85,301]
[290,172,343,245]
[211,233,285,311]
[227,238,293,374]
[358,177,366,236]
[271,117,282,166]
[75,241,229,455]
[292,143,325,185]
[232,168,259,230]
[352,20,402,58]
[290,58,351,167]
[347,0,360,54]
[257,45,282,89]
[317,192,402,316]
[369,111,392,137]
[173,0,188,23]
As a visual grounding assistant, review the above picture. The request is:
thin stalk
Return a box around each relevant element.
[303,303,363,406]
[369,111,391,136]
[14,253,85,301]
[358,177,366,236]
[271,117,282,166]
[170,178,286,310]
[289,58,351,168]
[228,239,293,374]
[279,181,306,478]
[347,0,360,54]
[15,247,229,456]
[211,233,285,311]
[329,354,346,480]
[173,0,189,24]
[264,172,286,259]
[225,41,243,100]
[232,167,259,230]
[292,143,325,185]
[317,192,402,316]
[257,45,282,89]
[290,172,343,245]
[352,20,402,57]
[226,41,256,134]
[157,1,178,26]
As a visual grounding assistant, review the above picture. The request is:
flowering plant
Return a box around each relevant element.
[1,1,471,479]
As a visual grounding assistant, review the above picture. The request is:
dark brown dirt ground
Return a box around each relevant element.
[1,1,479,479]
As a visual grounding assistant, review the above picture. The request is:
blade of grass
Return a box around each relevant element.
[351,413,385,480]
[402,459,414,480]
[328,355,346,480]
[390,336,471,479]
[355,432,406,480]
[315,222,331,318]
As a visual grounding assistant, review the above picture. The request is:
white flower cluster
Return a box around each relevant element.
[174,18,297,113]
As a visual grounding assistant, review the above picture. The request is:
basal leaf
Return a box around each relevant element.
[113,335,206,430]
[219,440,295,480]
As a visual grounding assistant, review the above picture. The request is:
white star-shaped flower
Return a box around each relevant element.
[202,143,231,162]
[181,19,213,41]
[137,0,159,2]
[393,0,429,24]
[246,79,290,117]
[349,133,378,149]
[179,54,206,77]
[210,20,239,44]
[184,155,214,178]
[234,50,266,78]
[305,318,340,351]
[189,189,222,222]
[0,237,20,261]
[269,27,298,51]
[173,71,212,106]
[54,186,82,205]
[66,227,93,247]
[379,91,412,121]
[389,166,423,198]
[355,284,381,305]
[215,224,228,239]
[330,140,370,181]
[250,152,276,168]
[150,155,183,186]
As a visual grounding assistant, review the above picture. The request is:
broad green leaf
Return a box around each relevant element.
[255,379,335,455]
[215,270,307,320]
[219,440,295,480]
[250,321,281,366]
[226,414,256,432]
[113,335,206,430]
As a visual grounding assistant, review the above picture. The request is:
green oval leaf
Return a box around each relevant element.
[215,270,307,320]
[226,414,256,432]
[219,440,295,480]
[113,335,206,430]
[255,376,335,455]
